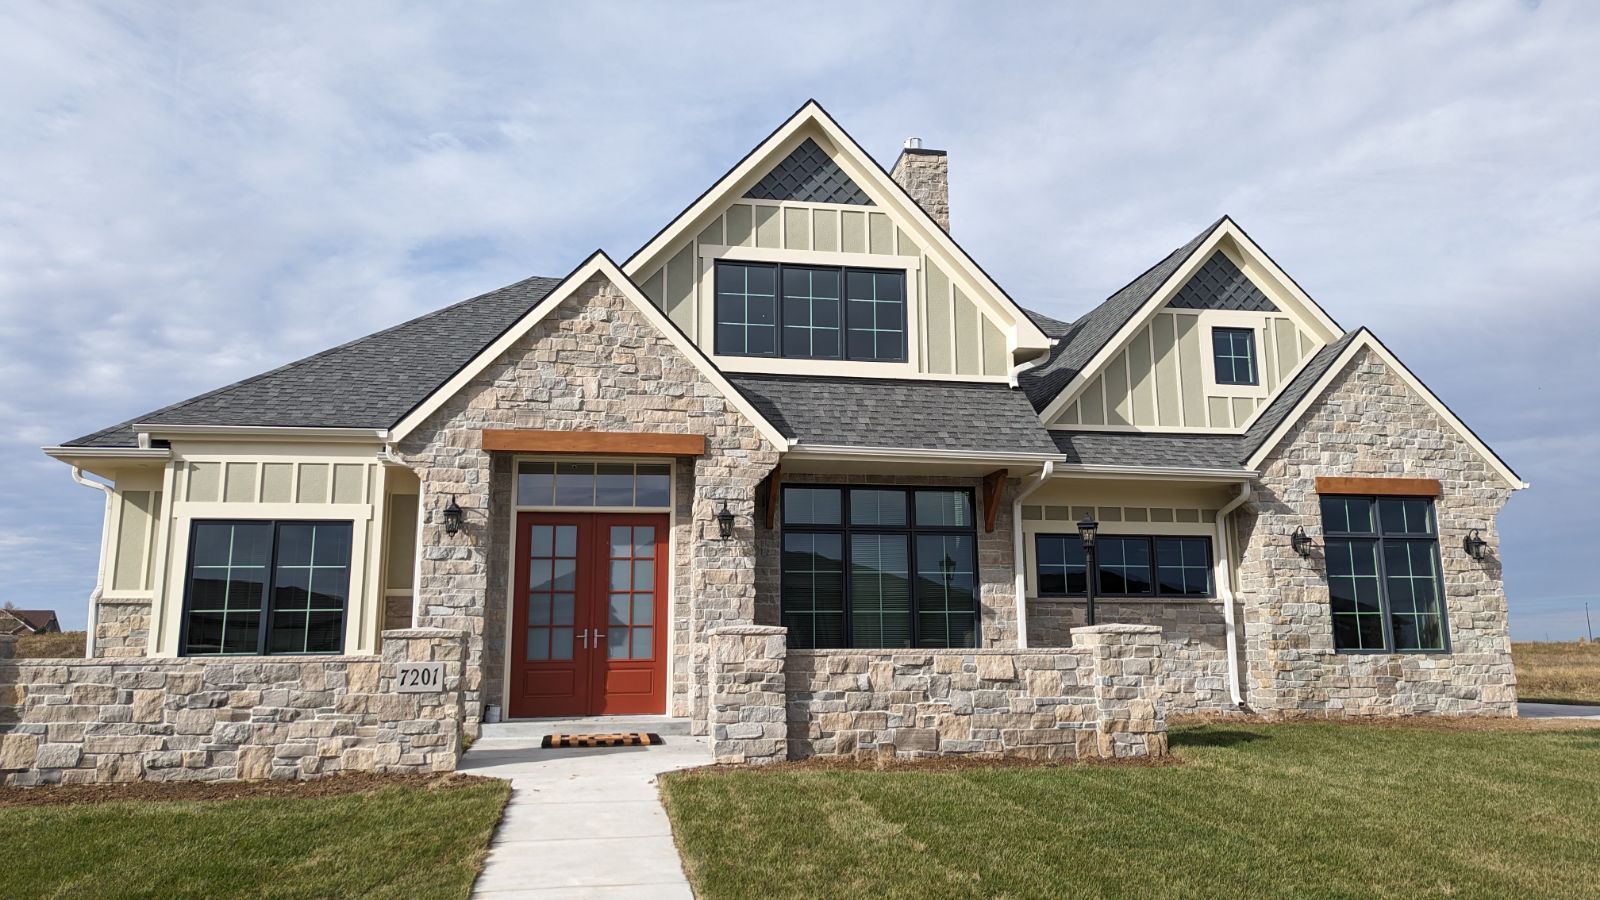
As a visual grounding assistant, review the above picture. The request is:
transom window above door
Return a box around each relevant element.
[517,461,671,508]
[714,261,906,362]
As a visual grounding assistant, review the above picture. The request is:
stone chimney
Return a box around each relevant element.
[891,137,949,232]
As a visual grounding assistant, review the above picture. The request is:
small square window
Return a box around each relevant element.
[1212,327,1258,386]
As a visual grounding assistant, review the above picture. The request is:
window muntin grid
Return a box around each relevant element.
[1320,495,1448,652]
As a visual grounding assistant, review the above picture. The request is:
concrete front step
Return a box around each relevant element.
[475,715,692,744]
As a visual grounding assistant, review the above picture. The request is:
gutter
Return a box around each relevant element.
[1214,480,1253,710]
[1011,460,1055,649]
[69,467,115,659]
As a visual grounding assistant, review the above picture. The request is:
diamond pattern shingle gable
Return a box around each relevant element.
[63,274,563,448]
[744,137,873,206]
[725,374,1059,457]
[1166,251,1278,312]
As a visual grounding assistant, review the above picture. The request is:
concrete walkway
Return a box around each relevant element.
[1518,701,1600,719]
[460,717,707,898]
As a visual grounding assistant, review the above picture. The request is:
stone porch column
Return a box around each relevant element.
[708,625,788,765]
[1072,624,1169,758]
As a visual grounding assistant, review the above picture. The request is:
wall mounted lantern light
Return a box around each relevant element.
[442,497,463,536]
[715,501,735,540]
[1077,515,1099,626]
[1291,526,1314,558]
[1463,529,1489,561]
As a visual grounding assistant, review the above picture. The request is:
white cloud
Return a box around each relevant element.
[1,1,1595,637]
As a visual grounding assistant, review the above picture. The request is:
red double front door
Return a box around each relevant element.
[509,512,668,718]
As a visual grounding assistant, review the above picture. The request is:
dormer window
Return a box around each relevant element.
[1212,327,1258,385]
[715,261,905,362]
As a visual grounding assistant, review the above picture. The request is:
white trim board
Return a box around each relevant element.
[1242,328,1526,490]
[389,252,790,452]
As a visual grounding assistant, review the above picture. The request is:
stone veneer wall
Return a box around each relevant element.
[395,273,779,736]
[93,599,152,657]
[0,629,465,785]
[1235,347,1518,716]
[754,473,1022,648]
[1027,598,1237,714]
[709,624,1167,764]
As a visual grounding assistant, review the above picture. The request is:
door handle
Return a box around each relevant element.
[578,628,590,649]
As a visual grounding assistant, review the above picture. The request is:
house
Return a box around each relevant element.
[20,100,1524,777]
[0,608,61,636]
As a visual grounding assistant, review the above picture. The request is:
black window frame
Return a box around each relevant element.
[779,486,980,649]
[1212,326,1259,386]
[179,518,353,657]
[714,260,907,363]
[1320,495,1451,654]
[1034,533,1216,599]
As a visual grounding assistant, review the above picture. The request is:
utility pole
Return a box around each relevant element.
[1587,601,1593,643]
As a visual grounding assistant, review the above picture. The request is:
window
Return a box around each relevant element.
[780,486,978,649]
[716,261,905,362]
[1212,327,1258,385]
[181,520,352,656]
[1035,534,1213,598]
[516,461,671,508]
[1321,496,1447,652]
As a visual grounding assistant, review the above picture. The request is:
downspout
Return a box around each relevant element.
[382,442,426,629]
[1011,460,1055,649]
[1215,480,1253,710]
[70,466,115,659]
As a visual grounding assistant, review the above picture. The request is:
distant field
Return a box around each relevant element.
[13,631,86,658]
[1513,641,1600,705]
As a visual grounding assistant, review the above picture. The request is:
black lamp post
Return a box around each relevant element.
[1077,515,1099,627]
[715,501,735,540]
[442,496,463,536]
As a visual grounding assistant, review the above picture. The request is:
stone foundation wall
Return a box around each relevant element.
[710,624,1167,763]
[93,599,152,658]
[1237,347,1518,717]
[0,629,465,785]
[1028,598,1237,714]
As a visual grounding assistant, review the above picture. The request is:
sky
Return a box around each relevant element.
[2,1,1596,640]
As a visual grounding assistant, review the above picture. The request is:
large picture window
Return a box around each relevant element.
[181,520,352,656]
[1321,495,1447,652]
[716,261,905,363]
[1035,534,1213,598]
[780,486,978,649]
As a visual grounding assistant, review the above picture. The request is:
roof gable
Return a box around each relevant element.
[1030,217,1344,428]
[622,100,1052,356]
[389,252,789,450]
[1243,328,1525,489]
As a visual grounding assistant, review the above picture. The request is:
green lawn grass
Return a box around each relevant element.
[0,777,509,899]
[662,722,1600,899]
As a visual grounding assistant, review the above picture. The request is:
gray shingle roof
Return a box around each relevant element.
[1051,431,1247,470]
[725,374,1061,457]
[1240,328,1362,457]
[63,274,563,448]
[1019,218,1226,410]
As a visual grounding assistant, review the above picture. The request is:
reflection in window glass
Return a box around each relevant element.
[1321,494,1446,652]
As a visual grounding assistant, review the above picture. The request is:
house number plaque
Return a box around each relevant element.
[395,662,445,693]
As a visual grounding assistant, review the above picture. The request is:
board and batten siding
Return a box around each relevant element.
[638,198,1009,378]
[1055,310,1323,430]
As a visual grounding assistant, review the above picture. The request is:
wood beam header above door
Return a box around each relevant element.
[481,429,707,457]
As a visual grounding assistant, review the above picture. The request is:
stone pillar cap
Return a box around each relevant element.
[710,625,788,637]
